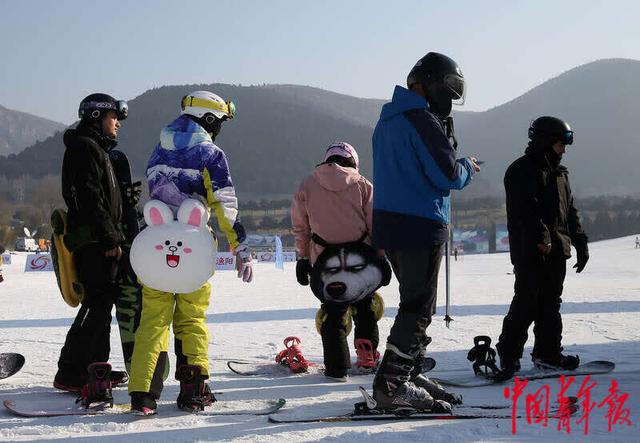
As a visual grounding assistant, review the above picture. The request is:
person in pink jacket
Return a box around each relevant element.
[291,142,390,380]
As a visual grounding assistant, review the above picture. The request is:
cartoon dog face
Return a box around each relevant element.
[311,243,387,304]
[130,199,217,293]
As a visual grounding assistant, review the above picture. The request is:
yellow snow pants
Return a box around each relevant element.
[128,282,211,393]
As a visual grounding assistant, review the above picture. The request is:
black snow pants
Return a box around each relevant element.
[385,244,444,357]
[497,254,567,362]
[57,244,118,379]
[321,295,379,374]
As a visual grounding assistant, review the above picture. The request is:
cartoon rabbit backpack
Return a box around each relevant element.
[130,199,217,293]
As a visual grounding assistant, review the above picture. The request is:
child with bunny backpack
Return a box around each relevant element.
[128,91,253,415]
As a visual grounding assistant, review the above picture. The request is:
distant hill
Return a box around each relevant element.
[1,58,639,199]
[0,105,65,157]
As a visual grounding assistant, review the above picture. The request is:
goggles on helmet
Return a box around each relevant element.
[559,130,574,145]
[443,73,466,105]
[79,100,128,121]
[181,96,236,120]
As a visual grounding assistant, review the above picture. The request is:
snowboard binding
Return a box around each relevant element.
[76,362,113,408]
[467,336,501,379]
[275,336,312,373]
[176,364,215,413]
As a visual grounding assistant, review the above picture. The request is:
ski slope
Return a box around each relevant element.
[0,236,638,441]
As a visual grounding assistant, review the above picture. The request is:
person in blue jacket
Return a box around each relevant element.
[372,52,481,411]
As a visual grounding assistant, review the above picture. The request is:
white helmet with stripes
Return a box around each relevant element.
[180,90,236,121]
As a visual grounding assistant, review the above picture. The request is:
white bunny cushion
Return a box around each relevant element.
[130,199,217,293]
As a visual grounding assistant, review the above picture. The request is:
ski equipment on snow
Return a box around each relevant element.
[274,336,313,373]
[0,353,25,380]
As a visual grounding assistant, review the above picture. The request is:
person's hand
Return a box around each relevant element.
[468,156,481,172]
[105,246,123,260]
[573,247,589,273]
[537,243,552,255]
[296,258,312,286]
[235,244,253,283]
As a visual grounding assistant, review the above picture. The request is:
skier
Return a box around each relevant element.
[635,236,639,248]
[54,94,129,398]
[496,116,589,378]
[0,243,4,283]
[291,142,389,380]
[371,52,480,411]
[453,247,458,262]
[128,90,253,414]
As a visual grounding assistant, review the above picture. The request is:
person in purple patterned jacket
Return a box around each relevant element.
[129,91,253,414]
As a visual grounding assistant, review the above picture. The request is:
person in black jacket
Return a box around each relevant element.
[54,94,129,397]
[496,116,589,377]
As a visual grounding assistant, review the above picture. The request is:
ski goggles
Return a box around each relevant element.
[558,130,574,145]
[80,100,128,120]
[182,96,236,119]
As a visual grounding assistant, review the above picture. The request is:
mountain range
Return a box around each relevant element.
[1,58,638,199]
[0,105,65,157]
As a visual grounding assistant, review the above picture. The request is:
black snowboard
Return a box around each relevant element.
[108,149,140,243]
[109,150,169,390]
[432,360,615,388]
[0,353,25,380]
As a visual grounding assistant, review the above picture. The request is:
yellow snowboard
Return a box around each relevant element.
[50,209,84,307]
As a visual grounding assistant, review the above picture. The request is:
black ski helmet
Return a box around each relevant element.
[407,52,465,118]
[78,93,128,122]
[528,116,574,145]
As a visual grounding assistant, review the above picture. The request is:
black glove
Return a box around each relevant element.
[295,258,312,286]
[573,247,589,273]
[123,181,142,206]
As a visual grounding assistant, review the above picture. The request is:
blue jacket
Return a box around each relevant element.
[372,86,475,249]
[146,115,246,249]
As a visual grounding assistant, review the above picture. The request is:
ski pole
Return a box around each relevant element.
[444,225,453,328]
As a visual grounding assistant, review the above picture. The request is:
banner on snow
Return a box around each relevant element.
[24,254,54,272]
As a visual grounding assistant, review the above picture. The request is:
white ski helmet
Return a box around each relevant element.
[180,90,235,120]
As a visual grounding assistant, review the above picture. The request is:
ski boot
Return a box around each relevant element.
[373,345,451,413]
[130,391,157,416]
[355,338,380,372]
[110,370,128,387]
[275,336,312,373]
[76,362,113,408]
[176,364,215,413]
[532,353,580,371]
[495,355,521,382]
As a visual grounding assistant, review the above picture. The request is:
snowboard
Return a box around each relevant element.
[108,149,140,243]
[0,353,25,380]
[3,396,285,418]
[227,357,436,377]
[432,360,615,388]
[268,386,578,424]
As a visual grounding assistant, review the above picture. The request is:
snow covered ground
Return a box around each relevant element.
[0,236,638,442]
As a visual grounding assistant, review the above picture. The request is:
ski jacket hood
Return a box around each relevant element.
[379,86,430,122]
[159,115,212,151]
[312,163,361,192]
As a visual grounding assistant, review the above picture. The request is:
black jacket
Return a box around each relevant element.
[61,124,124,250]
[505,144,588,266]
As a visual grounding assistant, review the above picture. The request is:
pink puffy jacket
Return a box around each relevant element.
[291,163,373,264]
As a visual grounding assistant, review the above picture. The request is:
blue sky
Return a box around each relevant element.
[1,0,639,124]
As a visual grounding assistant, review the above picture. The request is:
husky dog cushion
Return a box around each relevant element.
[310,241,391,304]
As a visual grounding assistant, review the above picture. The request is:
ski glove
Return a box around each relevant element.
[573,247,589,273]
[235,244,253,283]
[296,258,312,286]
[123,181,142,206]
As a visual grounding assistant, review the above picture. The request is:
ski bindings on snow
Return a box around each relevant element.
[275,336,312,373]
[76,362,113,408]
[467,336,501,379]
